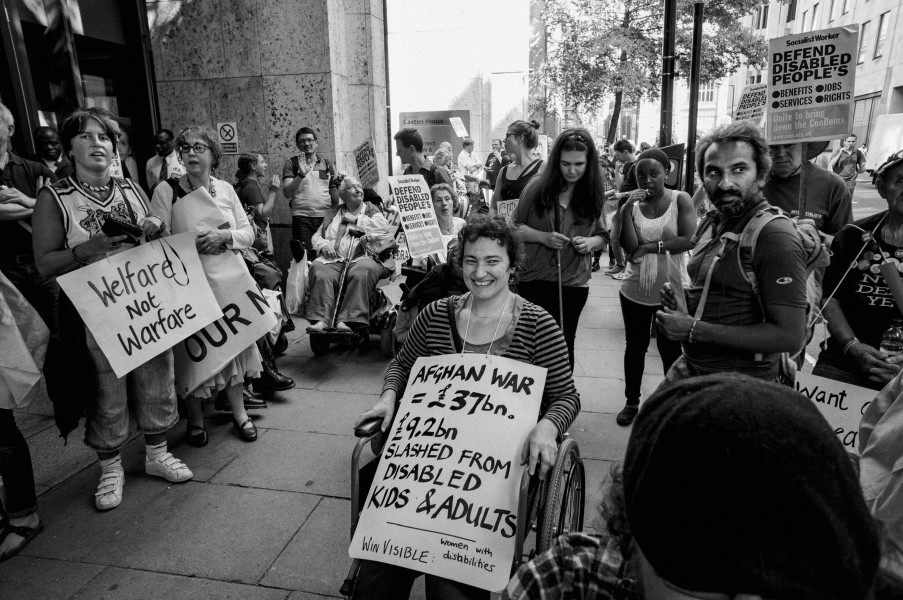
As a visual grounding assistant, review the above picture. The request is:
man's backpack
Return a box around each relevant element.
[692,203,831,378]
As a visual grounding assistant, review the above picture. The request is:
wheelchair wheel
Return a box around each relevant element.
[537,437,585,552]
[310,335,330,356]
[380,313,397,358]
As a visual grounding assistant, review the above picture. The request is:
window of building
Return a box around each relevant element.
[829,0,835,22]
[801,10,808,32]
[755,3,769,29]
[746,69,763,85]
[700,85,716,103]
[875,12,889,58]
[787,0,797,22]
[852,95,880,145]
[858,21,870,64]
[842,0,849,14]
[811,3,819,29]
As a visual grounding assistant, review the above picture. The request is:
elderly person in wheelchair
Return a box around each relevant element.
[351,214,581,600]
[304,176,394,333]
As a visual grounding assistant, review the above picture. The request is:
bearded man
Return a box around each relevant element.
[654,121,808,381]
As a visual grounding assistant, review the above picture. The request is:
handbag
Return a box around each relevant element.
[285,253,309,315]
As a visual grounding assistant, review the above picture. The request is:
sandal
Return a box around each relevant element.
[0,519,44,562]
[233,416,257,442]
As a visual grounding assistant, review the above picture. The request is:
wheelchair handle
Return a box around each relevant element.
[354,417,383,438]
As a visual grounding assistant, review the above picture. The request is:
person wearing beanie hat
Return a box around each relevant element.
[502,373,890,600]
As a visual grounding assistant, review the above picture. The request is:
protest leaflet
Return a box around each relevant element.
[388,175,446,260]
[354,139,380,190]
[734,83,767,122]
[795,372,873,453]
[57,233,221,378]
[349,354,546,591]
[766,25,858,144]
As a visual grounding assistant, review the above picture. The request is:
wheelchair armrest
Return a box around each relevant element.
[354,417,383,438]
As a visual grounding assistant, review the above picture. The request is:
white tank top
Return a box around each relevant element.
[46,177,149,249]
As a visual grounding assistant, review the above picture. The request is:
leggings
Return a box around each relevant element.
[0,409,37,518]
[517,280,588,370]
[619,293,682,404]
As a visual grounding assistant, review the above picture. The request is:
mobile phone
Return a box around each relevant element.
[101,215,143,244]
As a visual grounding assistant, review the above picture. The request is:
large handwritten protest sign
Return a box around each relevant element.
[734,83,767,122]
[388,175,445,260]
[766,25,858,144]
[796,372,874,452]
[354,139,380,189]
[350,354,546,591]
[57,233,221,377]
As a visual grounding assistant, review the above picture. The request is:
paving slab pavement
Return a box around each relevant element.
[2,271,658,599]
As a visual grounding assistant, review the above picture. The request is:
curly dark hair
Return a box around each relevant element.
[455,214,521,271]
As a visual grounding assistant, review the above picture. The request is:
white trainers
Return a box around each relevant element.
[95,467,124,511]
[145,452,193,483]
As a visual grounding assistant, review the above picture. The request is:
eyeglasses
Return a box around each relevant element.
[178,143,210,154]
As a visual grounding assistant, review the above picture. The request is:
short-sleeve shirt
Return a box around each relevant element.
[822,212,899,356]
[282,154,334,218]
[832,149,865,182]
[764,162,852,234]
[684,202,808,378]
[234,177,267,229]
[403,161,453,189]
[513,179,605,287]
[0,152,56,259]
[617,160,638,194]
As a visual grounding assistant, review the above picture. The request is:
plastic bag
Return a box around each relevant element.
[285,254,308,315]
[0,272,49,410]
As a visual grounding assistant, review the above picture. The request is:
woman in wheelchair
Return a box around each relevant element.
[353,214,581,600]
[417,183,466,270]
[304,176,394,333]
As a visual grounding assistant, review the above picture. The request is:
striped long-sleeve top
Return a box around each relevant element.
[382,294,581,435]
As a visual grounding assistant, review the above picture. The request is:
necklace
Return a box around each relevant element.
[187,176,217,198]
[461,292,512,356]
[74,174,113,200]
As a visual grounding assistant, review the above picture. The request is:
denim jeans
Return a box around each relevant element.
[292,215,324,261]
[352,560,488,600]
[619,293,682,404]
[517,281,589,371]
[0,409,37,518]
[83,328,178,453]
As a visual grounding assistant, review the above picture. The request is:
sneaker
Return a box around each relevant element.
[145,452,193,483]
[616,404,639,426]
[605,264,625,276]
[612,271,630,281]
[95,467,124,511]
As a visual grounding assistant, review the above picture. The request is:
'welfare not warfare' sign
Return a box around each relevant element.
[766,25,858,144]
[350,354,545,591]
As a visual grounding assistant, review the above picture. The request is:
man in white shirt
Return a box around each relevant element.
[457,137,481,175]
[145,129,184,190]
[31,126,72,178]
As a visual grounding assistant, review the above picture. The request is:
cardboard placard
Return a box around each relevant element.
[734,83,767,122]
[355,139,380,189]
[449,117,469,138]
[57,233,222,377]
[349,354,546,591]
[766,25,858,144]
[795,372,874,453]
[388,175,446,260]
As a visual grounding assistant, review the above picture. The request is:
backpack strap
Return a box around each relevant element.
[736,206,787,297]
[166,178,189,205]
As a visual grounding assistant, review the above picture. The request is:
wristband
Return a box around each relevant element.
[688,319,699,344]
[658,241,664,254]
[71,245,89,266]
[842,338,860,355]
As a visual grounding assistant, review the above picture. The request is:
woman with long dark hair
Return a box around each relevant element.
[512,128,606,369]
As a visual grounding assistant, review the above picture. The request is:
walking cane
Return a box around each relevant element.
[329,233,362,329]
[554,202,565,329]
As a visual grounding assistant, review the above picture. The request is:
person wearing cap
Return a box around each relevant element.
[503,373,894,600]
[764,141,852,235]
[813,154,903,389]
[655,121,808,382]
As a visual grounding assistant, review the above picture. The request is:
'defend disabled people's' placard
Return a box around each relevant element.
[349,354,545,591]
[766,25,858,144]
[388,175,445,260]
[57,232,221,377]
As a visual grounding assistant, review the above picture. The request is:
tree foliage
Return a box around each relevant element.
[540,0,768,141]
